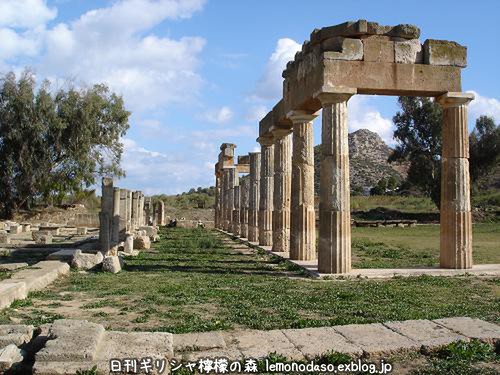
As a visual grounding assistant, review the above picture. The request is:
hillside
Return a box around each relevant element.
[314,129,406,194]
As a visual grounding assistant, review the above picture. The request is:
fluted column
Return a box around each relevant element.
[240,176,250,238]
[221,168,230,231]
[248,152,261,242]
[437,92,474,269]
[258,137,274,246]
[316,89,355,274]
[232,178,241,236]
[288,111,318,260]
[215,173,222,229]
[226,167,236,233]
[272,130,292,253]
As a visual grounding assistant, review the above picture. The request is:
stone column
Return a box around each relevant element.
[111,187,121,246]
[437,92,474,269]
[240,176,250,239]
[288,111,318,260]
[119,189,128,238]
[157,200,165,226]
[227,167,236,234]
[215,173,222,229]
[131,191,139,230]
[232,183,241,236]
[248,152,261,242]
[258,137,274,246]
[272,131,292,253]
[316,89,355,274]
[221,168,229,231]
[126,190,132,231]
[100,177,113,252]
[138,192,145,227]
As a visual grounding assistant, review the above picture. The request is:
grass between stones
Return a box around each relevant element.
[0,227,498,333]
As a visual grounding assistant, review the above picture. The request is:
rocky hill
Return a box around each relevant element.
[314,129,406,194]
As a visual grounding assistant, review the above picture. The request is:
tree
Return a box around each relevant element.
[370,178,388,195]
[469,116,500,186]
[0,70,130,218]
[389,97,443,207]
[387,176,399,191]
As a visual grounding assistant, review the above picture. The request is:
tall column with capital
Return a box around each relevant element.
[272,130,292,253]
[248,152,261,242]
[258,137,274,246]
[316,89,355,273]
[288,111,318,260]
[437,92,474,269]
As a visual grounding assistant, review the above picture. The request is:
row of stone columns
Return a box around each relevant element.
[99,178,166,254]
[215,91,473,273]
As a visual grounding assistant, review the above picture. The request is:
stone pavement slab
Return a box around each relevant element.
[433,317,500,344]
[282,327,363,359]
[46,249,79,262]
[8,260,70,291]
[0,262,28,271]
[0,282,27,309]
[384,319,468,348]
[0,324,34,347]
[174,331,226,352]
[96,331,173,360]
[226,329,303,360]
[334,323,420,357]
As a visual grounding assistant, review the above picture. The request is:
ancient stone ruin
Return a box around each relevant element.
[215,20,473,274]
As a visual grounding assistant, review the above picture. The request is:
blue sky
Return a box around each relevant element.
[1,0,499,194]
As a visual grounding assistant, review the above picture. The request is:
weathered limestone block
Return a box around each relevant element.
[133,235,151,250]
[395,39,423,64]
[0,232,10,244]
[102,256,123,273]
[0,325,34,347]
[71,250,103,270]
[139,226,158,237]
[9,225,21,235]
[124,234,134,254]
[0,344,24,372]
[363,37,394,63]
[424,39,467,67]
[32,231,52,244]
[76,227,87,235]
[321,37,363,60]
[21,223,31,232]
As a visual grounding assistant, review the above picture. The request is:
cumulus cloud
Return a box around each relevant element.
[198,106,233,124]
[0,0,57,28]
[467,90,500,124]
[348,96,395,146]
[252,38,301,101]
[245,104,268,122]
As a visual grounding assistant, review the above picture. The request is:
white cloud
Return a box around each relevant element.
[0,0,57,29]
[246,104,268,122]
[198,106,233,124]
[0,0,207,112]
[348,96,394,145]
[252,38,301,101]
[467,90,500,124]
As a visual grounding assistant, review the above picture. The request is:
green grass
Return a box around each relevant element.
[351,195,437,213]
[1,227,497,333]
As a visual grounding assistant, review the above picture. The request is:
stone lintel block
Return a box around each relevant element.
[363,37,395,63]
[318,210,351,274]
[384,320,469,348]
[321,37,363,61]
[237,155,250,165]
[440,210,472,269]
[424,39,467,67]
[433,317,500,344]
[395,39,423,64]
[441,158,471,211]
[334,323,419,357]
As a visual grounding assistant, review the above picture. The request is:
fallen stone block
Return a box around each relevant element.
[0,283,27,309]
[0,263,28,271]
[384,319,468,348]
[76,227,88,235]
[32,231,53,244]
[139,226,158,237]
[395,39,423,64]
[433,317,500,344]
[334,323,419,357]
[36,320,105,362]
[133,235,151,250]
[0,232,11,244]
[102,256,123,273]
[9,261,70,292]
[9,225,22,235]
[0,344,25,372]
[174,331,226,353]
[282,327,363,359]
[0,324,34,347]
[424,39,467,67]
[21,223,31,232]
[71,250,103,270]
[46,249,79,262]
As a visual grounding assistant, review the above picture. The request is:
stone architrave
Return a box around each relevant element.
[248,152,261,242]
[288,111,318,261]
[272,130,292,253]
[258,137,274,246]
[315,88,356,274]
[437,92,474,269]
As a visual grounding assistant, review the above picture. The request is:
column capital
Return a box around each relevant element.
[436,92,474,108]
[270,124,292,140]
[314,86,357,105]
[257,135,274,147]
[286,110,319,124]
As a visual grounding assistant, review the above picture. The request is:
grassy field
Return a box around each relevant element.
[0,227,498,335]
